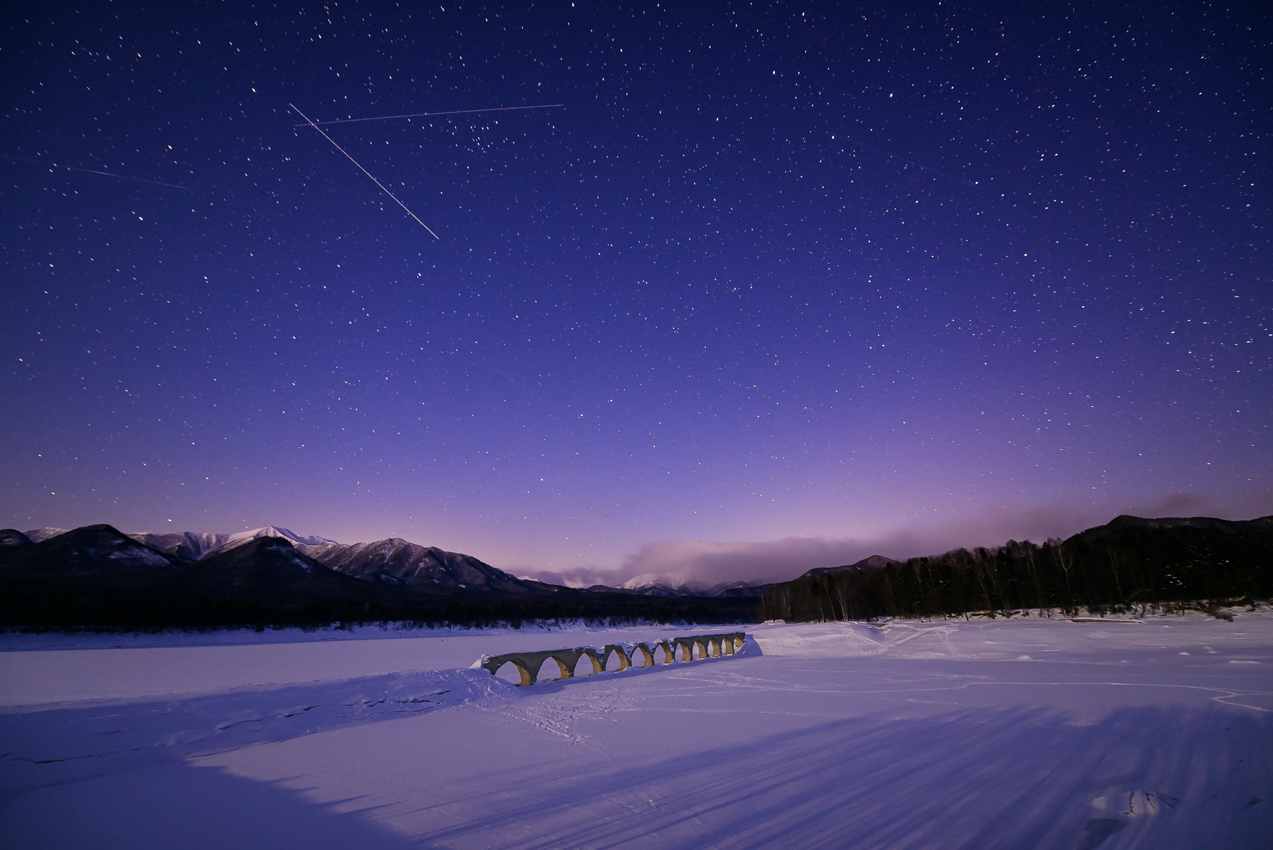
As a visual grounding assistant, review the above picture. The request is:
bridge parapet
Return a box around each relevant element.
[479,632,746,686]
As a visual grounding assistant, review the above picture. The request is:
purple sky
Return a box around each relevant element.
[3,2,1270,586]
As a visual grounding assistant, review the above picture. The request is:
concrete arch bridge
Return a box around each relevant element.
[479,632,746,686]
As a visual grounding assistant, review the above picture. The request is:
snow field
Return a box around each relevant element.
[1,612,1270,848]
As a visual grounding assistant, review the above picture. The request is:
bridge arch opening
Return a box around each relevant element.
[573,653,601,678]
[631,644,655,668]
[493,660,531,686]
[536,656,570,683]
[604,648,630,672]
[675,642,692,662]
[652,643,672,665]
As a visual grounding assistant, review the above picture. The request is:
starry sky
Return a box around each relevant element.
[3,1,1270,585]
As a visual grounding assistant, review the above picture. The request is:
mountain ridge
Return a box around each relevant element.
[297,538,529,592]
[20,514,1270,602]
[26,525,515,592]
[0,525,760,628]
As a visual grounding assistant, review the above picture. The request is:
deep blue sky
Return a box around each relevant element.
[3,1,1270,584]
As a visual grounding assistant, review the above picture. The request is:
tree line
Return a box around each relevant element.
[761,519,1273,622]
[0,581,763,631]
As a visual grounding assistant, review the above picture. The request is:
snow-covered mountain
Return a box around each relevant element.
[25,525,338,560]
[6,525,177,576]
[27,524,523,592]
[17,524,761,598]
[201,527,339,558]
[23,527,70,543]
[128,527,339,561]
[616,573,767,598]
[128,531,231,561]
[618,572,706,596]
[296,538,525,591]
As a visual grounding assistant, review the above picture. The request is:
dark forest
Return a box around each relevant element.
[761,516,1273,623]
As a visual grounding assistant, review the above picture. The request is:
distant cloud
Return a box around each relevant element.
[515,491,1271,588]
[618,537,889,587]
[519,565,621,589]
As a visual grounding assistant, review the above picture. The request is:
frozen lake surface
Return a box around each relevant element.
[2,613,1270,848]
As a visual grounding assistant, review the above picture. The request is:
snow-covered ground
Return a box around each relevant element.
[1,613,1270,848]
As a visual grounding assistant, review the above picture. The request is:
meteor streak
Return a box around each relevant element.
[290,103,438,239]
[292,103,563,127]
[3,154,189,190]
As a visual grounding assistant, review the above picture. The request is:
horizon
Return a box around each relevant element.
[4,3,1269,588]
[13,505,1271,589]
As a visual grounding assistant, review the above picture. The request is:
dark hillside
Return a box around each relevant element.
[0,524,176,577]
[761,515,1273,622]
[0,529,33,548]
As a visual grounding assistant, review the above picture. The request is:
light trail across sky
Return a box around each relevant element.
[3,154,189,190]
[292,103,563,127]
[290,103,439,239]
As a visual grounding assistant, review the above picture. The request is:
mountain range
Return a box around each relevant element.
[128,527,337,561]
[0,524,762,628]
[5,515,1266,629]
[19,525,534,593]
[18,525,803,596]
[612,573,770,598]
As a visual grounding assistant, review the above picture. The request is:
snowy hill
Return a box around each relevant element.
[2,525,177,577]
[29,525,339,561]
[130,527,341,561]
[616,573,767,598]
[201,526,339,558]
[129,531,232,562]
[297,538,526,591]
[23,527,70,543]
[618,573,707,596]
[20,523,523,594]
[131,527,518,591]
